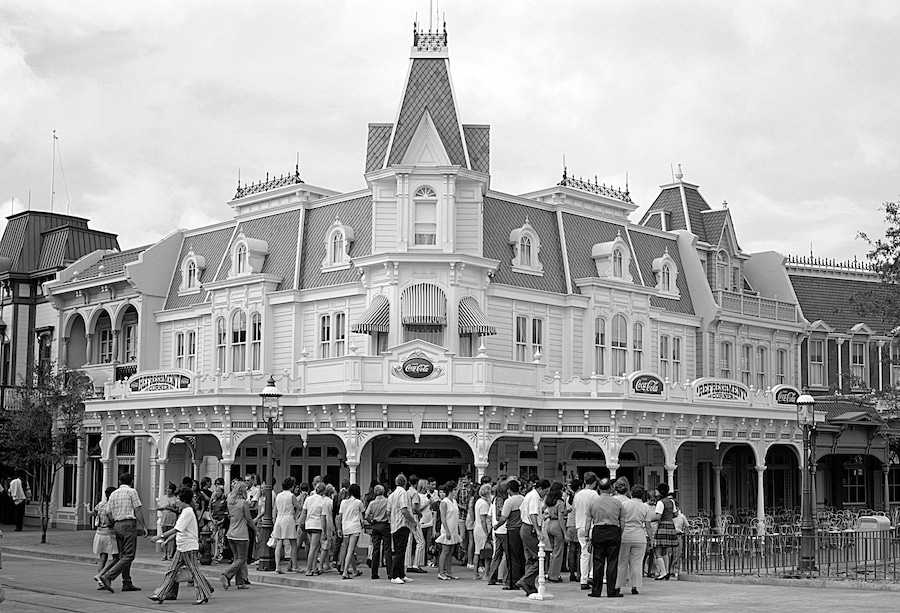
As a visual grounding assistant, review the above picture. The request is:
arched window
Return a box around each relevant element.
[186,260,197,289]
[250,313,262,371]
[611,314,628,376]
[322,219,354,270]
[632,322,644,371]
[215,318,226,372]
[509,217,543,275]
[520,235,532,267]
[331,232,344,265]
[231,311,247,372]
[661,264,671,291]
[235,243,248,275]
[594,317,606,375]
[613,249,624,278]
[413,186,437,246]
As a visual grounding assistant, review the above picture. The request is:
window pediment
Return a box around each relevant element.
[651,249,680,298]
[179,249,206,294]
[509,217,543,276]
[592,233,633,283]
[321,218,355,272]
[231,231,268,277]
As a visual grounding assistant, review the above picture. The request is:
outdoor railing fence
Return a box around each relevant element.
[682,530,900,582]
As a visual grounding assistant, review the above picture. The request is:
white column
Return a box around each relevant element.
[157,459,168,497]
[884,465,891,513]
[101,458,112,490]
[85,333,93,365]
[665,463,677,491]
[222,460,233,493]
[347,461,359,485]
[475,462,489,483]
[713,464,723,528]
[755,465,766,534]
[607,463,619,481]
[835,338,845,392]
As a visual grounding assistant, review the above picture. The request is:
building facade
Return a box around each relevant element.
[27,25,898,530]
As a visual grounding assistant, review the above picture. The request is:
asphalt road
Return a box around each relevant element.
[0,554,489,613]
[3,552,900,613]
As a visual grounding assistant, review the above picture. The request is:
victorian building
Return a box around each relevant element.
[0,210,119,527]
[33,24,896,530]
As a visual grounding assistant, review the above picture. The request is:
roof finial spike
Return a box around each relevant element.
[675,163,684,181]
[562,155,567,181]
[237,168,241,189]
[625,172,629,193]
[722,200,728,209]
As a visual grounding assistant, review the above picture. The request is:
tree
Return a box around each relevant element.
[0,363,93,543]
[856,200,900,454]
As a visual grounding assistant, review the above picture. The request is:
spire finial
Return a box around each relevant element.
[675,163,683,181]
[625,172,629,194]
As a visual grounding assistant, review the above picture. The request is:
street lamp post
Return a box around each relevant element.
[257,374,282,572]
[796,390,817,572]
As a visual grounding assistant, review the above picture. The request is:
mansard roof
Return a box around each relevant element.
[482,194,567,295]
[165,225,235,310]
[463,125,490,174]
[0,210,118,276]
[298,195,372,290]
[482,192,694,314]
[790,272,897,336]
[366,124,393,173]
[215,209,302,289]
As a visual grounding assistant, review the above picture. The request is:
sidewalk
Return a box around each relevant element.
[1,527,899,613]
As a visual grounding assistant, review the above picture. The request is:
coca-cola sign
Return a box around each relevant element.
[773,385,800,405]
[402,356,434,378]
[633,374,663,395]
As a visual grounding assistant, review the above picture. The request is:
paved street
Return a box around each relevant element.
[2,528,900,612]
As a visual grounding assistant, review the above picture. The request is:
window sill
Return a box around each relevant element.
[321,262,351,273]
[511,266,544,277]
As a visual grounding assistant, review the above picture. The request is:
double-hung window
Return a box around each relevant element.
[611,314,628,376]
[514,315,544,362]
[215,318,226,372]
[320,312,346,358]
[231,311,247,372]
[594,317,606,375]
[741,345,752,386]
[632,323,643,371]
[660,335,670,381]
[98,329,113,364]
[851,341,867,386]
[250,313,262,371]
[776,349,787,385]
[755,346,767,389]
[672,336,682,382]
[720,342,732,379]
[809,340,825,387]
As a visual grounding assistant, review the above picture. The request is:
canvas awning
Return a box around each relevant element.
[458,296,496,336]
[351,295,390,334]
[401,283,447,326]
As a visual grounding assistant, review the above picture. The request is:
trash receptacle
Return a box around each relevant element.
[857,515,891,562]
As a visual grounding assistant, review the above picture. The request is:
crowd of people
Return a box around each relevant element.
[83,469,686,604]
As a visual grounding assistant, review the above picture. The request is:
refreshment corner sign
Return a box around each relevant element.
[692,378,750,404]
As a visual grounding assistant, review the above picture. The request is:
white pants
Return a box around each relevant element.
[578,529,592,584]
[405,523,425,568]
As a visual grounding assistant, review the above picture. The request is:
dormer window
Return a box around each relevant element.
[613,249,624,277]
[509,217,543,276]
[591,233,633,283]
[652,249,680,298]
[321,219,355,272]
[179,249,206,294]
[413,186,437,246]
[236,244,248,275]
[230,232,269,277]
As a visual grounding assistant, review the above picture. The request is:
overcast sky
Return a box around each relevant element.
[1,1,898,263]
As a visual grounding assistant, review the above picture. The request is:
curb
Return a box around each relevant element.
[678,572,900,592]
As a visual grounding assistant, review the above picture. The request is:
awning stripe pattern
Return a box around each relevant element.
[458,296,497,336]
[351,295,390,334]
[401,283,447,325]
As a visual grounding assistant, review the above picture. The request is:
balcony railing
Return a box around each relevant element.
[714,290,799,323]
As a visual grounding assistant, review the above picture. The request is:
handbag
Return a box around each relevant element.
[480,542,493,559]
[175,566,192,583]
[266,535,277,548]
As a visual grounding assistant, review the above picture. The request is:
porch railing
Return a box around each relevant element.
[682,530,900,582]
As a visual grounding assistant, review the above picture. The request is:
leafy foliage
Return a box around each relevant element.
[0,364,93,542]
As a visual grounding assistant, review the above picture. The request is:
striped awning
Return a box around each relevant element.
[401,283,447,326]
[458,296,496,336]
[351,295,390,334]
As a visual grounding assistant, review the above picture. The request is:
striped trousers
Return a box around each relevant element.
[153,549,214,602]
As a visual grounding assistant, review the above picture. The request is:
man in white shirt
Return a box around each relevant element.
[387,474,417,584]
[573,471,599,589]
[9,471,28,532]
[518,478,550,596]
